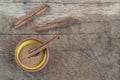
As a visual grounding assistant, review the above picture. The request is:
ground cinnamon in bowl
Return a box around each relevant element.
[19,43,44,68]
[15,38,49,72]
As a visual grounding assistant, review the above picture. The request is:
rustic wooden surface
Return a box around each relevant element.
[0,0,120,80]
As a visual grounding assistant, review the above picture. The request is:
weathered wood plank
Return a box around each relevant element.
[0,34,119,80]
[84,33,120,80]
[101,0,120,2]
[0,0,62,3]
[110,21,120,38]
[1,14,120,39]
[0,3,120,35]
[62,0,120,3]
[0,35,103,80]
[0,16,12,34]
[0,3,120,17]
[62,0,100,3]
[1,0,120,3]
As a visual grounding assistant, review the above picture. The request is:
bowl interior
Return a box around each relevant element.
[16,39,47,70]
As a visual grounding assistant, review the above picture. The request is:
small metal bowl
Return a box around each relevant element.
[15,38,49,72]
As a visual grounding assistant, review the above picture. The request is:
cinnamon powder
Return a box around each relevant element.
[19,43,44,68]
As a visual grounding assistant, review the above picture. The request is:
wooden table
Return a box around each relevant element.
[0,0,120,80]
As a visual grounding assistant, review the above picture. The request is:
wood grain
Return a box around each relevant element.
[0,3,120,34]
[1,0,120,3]
[0,0,120,80]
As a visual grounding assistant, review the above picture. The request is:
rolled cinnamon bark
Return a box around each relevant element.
[35,17,79,32]
[14,4,49,28]
[28,35,60,58]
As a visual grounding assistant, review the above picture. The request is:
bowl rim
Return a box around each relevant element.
[15,37,49,72]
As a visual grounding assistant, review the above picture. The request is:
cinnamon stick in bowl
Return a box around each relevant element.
[14,4,49,28]
[35,17,79,32]
[28,35,60,58]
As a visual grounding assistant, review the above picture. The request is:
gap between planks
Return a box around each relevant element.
[0,32,103,36]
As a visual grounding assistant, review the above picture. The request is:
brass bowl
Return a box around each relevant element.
[15,38,49,72]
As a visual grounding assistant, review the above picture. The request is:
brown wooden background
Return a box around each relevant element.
[0,0,120,80]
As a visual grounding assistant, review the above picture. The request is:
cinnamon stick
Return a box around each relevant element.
[14,4,49,28]
[28,35,60,58]
[35,17,79,32]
